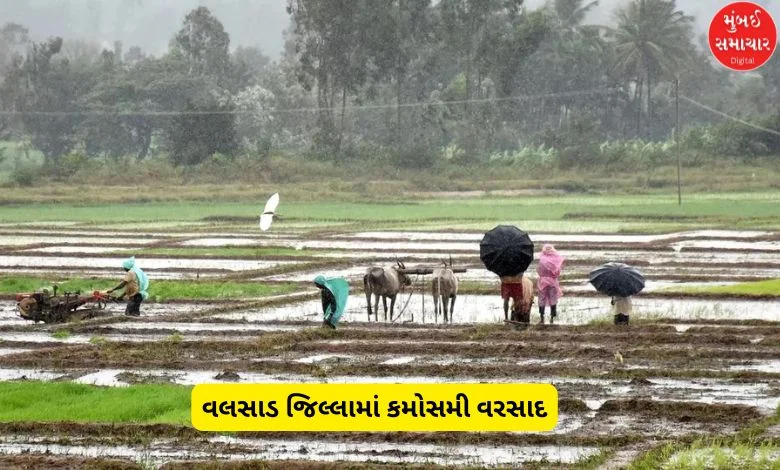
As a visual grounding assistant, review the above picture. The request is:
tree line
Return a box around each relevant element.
[0,0,778,172]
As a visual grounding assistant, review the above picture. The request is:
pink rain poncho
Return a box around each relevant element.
[536,244,564,306]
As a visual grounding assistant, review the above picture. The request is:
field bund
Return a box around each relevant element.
[0,207,778,469]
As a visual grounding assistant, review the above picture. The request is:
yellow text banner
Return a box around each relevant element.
[191,383,558,432]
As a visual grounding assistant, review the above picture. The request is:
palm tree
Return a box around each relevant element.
[552,0,600,36]
[608,0,694,138]
[542,0,608,129]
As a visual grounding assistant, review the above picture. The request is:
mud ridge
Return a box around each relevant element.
[598,399,763,423]
[0,422,669,448]
[2,347,777,381]
[0,454,142,470]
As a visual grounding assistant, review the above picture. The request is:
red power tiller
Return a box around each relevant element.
[16,286,120,324]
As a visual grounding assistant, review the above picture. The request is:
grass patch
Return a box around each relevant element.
[0,276,300,302]
[51,330,71,340]
[0,381,191,425]
[632,441,780,470]
[0,192,777,230]
[167,332,184,344]
[88,336,108,345]
[629,404,780,469]
[573,448,617,470]
[663,279,780,298]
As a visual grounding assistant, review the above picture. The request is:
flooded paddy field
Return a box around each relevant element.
[0,223,778,468]
[212,294,780,324]
[0,319,777,468]
[0,255,294,272]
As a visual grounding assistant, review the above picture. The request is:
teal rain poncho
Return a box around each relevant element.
[314,275,349,326]
[122,256,150,301]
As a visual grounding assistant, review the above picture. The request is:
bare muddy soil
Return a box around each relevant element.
[0,432,602,467]
[0,454,141,470]
[1,225,778,468]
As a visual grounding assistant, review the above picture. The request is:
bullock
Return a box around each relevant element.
[363,260,412,322]
[509,276,535,323]
[432,259,458,323]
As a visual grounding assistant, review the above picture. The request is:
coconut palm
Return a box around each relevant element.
[608,0,694,137]
[539,0,609,129]
[552,0,600,36]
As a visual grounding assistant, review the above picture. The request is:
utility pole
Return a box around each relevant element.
[675,78,681,206]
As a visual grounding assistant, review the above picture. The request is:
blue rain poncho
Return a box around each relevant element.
[122,256,150,301]
[314,275,349,327]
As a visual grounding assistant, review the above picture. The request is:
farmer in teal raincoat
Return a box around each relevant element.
[314,275,348,329]
[107,256,150,317]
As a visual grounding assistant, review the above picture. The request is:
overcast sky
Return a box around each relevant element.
[1,0,778,59]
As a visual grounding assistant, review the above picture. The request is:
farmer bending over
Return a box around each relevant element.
[107,256,149,317]
[314,275,348,329]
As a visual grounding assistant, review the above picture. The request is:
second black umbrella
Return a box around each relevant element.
[588,262,645,297]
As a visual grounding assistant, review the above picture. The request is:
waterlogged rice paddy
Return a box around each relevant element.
[0,216,778,469]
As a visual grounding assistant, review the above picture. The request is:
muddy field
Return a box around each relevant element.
[0,223,778,468]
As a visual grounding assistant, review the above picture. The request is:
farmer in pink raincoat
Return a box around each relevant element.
[536,244,564,324]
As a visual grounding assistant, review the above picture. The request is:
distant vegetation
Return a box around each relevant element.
[0,0,778,187]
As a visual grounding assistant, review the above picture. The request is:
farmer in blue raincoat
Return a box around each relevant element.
[314,275,348,329]
[107,256,150,317]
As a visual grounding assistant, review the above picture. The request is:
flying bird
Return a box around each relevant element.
[260,193,279,232]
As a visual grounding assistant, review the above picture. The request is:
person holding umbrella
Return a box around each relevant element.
[480,225,535,323]
[500,274,526,321]
[588,262,645,325]
[314,275,349,329]
[537,244,564,324]
[611,296,632,324]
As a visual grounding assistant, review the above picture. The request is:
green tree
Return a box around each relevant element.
[231,46,271,88]
[149,72,237,166]
[478,7,550,99]
[6,37,97,164]
[0,23,30,137]
[608,0,695,138]
[759,44,780,103]
[366,0,433,151]
[78,51,159,160]
[521,0,614,137]
[552,0,599,34]
[174,6,231,82]
[154,7,238,165]
[286,0,378,154]
[233,84,276,155]
[0,23,30,78]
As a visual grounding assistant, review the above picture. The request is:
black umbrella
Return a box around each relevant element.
[588,263,645,297]
[480,225,534,277]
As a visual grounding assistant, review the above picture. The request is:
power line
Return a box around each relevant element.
[680,95,780,137]
[3,87,777,139]
[0,87,622,117]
